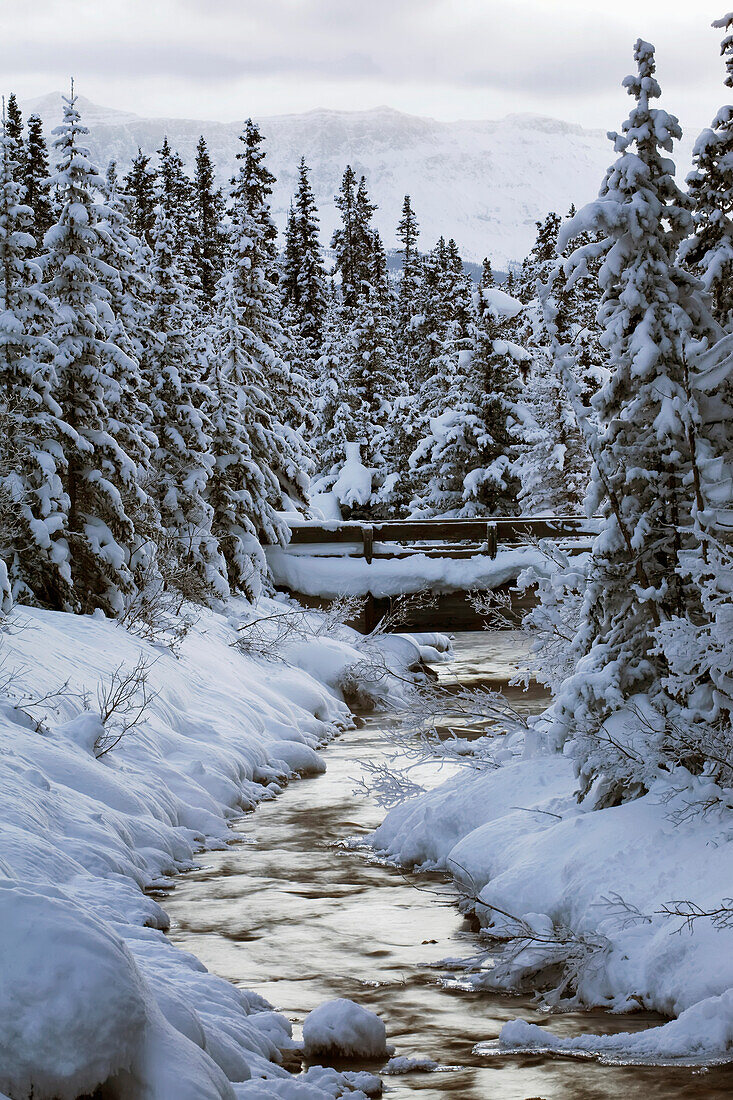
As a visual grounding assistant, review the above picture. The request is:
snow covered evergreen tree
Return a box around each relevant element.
[230,119,278,264]
[24,113,53,252]
[548,41,722,804]
[0,113,68,608]
[147,203,228,604]
[156,137,199,292]
[518,211,562,303]
[395,194,421,377]
[4,95,24,178]
[193,136,226,310]
[42,90,145,615]
[331,167,377,308]
[209,151,312,556]
[281,157,328,353]
[681,14,733,330]
[123,148,157,244]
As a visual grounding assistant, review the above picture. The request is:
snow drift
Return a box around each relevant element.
[0,597,419,1099]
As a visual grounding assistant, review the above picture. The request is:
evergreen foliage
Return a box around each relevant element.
[147,203,228,604]
[123,148,157,244]
[548,41,721,803]
[0,116,67,608]
[281,157,328,351]
[681,14,733,329]
[230,119,278,263]
[24,113,53,249]
[193,136,226,309]
[42,91,144,615]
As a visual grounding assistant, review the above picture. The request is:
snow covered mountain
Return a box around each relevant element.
[24,93,694,267]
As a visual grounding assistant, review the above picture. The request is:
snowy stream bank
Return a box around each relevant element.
[2,610,731,1098]
[0,598,428,1100]
[163,633,733,1099]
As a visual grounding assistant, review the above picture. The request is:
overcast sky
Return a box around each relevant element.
[3,0,730,134]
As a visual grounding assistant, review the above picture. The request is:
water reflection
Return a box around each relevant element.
[161,633,733,1098]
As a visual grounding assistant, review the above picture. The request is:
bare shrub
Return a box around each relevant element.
[233,594,365,661]
[91,655,158,758]
[119,554,198,654]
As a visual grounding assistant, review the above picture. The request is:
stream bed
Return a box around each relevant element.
[162,633,733,1098]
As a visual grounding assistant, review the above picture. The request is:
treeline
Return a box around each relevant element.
[0,85,597,622]
[2,9,732,643]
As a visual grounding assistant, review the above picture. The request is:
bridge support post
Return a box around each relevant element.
[361,525,374,564]
[486,522,497,559]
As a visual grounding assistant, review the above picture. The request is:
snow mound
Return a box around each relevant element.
[332,444,373,509]
[486,987,733,1064]
[384,1055,440,1074]
[302,1000,389,1060]
[0,881,149,1099]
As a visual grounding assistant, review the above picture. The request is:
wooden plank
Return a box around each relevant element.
[287,515,598,547]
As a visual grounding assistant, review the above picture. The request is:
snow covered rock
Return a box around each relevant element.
[302,1000,389,1060]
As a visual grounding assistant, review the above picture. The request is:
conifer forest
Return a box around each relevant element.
[0,5,732,1099]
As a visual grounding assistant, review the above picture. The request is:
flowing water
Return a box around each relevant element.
[162,632,733,1098]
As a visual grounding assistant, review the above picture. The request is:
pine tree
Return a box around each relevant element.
[331,167,377,308]
[43,90,144,615]
[519,211,562,303]
[395,194,421,376]
[515,205,599,514]
[147,203,228,604]
[281,157,328,352]
[681,14,733,330]
[480,257,495,289]
[210,155,312,555]
[5,94,24,179]
[313,302,349,490]
[548,41,720,805]
[156,137,199,292]
[24,114,53,250]
[230,119,278,263]
[0,112,68,608]
[193,136,226,310]
[123,148,157,244]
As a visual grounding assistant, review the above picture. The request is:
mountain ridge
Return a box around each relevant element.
[21,92,693,266]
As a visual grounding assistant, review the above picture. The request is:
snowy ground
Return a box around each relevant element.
[0,597,427,1100]
[370,716,733,1066]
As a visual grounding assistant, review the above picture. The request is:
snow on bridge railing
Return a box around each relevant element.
[282,516,600,563]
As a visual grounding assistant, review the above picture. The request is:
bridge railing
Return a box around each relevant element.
[284,516,599,564]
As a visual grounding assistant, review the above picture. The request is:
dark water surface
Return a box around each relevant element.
[163,633,733,1098]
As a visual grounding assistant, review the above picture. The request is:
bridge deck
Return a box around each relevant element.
[273,515,598,633]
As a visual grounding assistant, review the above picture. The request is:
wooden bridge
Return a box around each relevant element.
[272,515,598,633]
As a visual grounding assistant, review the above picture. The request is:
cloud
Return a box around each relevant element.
[0,0,726,130]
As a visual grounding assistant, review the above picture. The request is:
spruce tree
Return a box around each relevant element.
[24,114,53,250]
[230,119,278,263]
[681,14,733,330]
[147,203,228,604]
[0,114,68,608]
[193,136,226,310]
[211,153,312,548]
[43,90,144,615]
[396,194,421,376]
[331,167,377,307]
[281,157,328,352]
[549,41,720,804]
[5,94,24,179]
[157,137,199,292]
[123,148,157,244]
[519,211,561,303]
[518,207,599,514]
